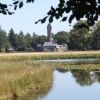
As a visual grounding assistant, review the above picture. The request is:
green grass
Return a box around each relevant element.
[51,63,100,71]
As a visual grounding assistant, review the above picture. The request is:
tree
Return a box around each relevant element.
[69,21,90,50]
[37,35,47,45]
[54,31,70,45]
[1,0,100,25]
[90,26,100,50]
[31,33,38,49]
[8,28,17,49]
[16,31,26,51]
[25,33,32,48]
[0,28,8,51]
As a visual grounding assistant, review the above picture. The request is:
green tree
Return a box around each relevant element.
[16,31,26,51]
[37,35,47,45]
[54,31,70,45]
[8,28,17,49]
[25,33,32,48]
[0,28,8,51]
[31,33,38,49]
[69,21,90,50]
[90,26,100,50]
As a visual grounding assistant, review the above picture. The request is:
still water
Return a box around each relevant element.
[17,69,100,100]
[33,58,100,64]
[37,70,100,100]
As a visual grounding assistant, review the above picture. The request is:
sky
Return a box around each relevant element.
[0,0,76,36]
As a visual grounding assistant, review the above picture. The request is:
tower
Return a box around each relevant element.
[47,23,53,42]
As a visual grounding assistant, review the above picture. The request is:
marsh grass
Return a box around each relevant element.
[0,60,53,99]
[0,51,100,61]
[51,62,100,71]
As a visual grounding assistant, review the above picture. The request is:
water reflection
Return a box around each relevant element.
[40,70,100,100]
[71,70,95,86]
[57,68,100,86]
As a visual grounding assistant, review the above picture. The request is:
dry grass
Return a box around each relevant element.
[0,50,99,61]
[0,50,100,56]
[0,60,53,99]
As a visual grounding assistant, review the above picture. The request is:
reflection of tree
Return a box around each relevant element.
[95,72,100,83]
[56,68,68,73]
[71,70,94,86]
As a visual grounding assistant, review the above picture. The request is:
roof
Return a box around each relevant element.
[43,42,60,48]
[8,48,15,51]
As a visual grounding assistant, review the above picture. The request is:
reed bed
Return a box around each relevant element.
[51,63,100,71]
[0,61,53,99]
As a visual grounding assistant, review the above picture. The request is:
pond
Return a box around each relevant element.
[33,58,100,64]
[17,69,100,100]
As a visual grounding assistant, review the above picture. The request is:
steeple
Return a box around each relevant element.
[47,23,53,42]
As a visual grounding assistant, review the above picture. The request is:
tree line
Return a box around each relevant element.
[0,28,47,52]
[0,20,100,52]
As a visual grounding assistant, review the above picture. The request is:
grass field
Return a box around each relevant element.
[0,50,100,61]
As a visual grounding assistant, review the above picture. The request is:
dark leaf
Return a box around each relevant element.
[19,1,23,8]
[41,16,48,23]
[49,16,53,23]
[8,11,13,15]
[47,10,52,15]
[3,4,7,8]
[32,0,34,3]
[14,5,17,10]
[13,1,19,5]
[98,0,100,4]
[26,0,32,3]
[2,11,7,15]
[51,6,55,11]
[35,19,42,24]
[61,17,67,21]
[69,14,74,23]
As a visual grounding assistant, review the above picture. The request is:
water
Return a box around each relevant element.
[33,58,100,64]
[36,70,100,100]
[17,69,100,100]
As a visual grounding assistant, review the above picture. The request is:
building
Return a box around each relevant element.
[42,24,68,52]
[7,47,15,53]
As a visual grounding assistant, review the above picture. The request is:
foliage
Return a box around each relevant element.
[54,31,70,45]
[90,26,100,50]
[8,28,17,49]
[0,28,8,51]
[35,0,100,25]
[16,31,27,51]
[0,0,100,25]
[69,21,90,50]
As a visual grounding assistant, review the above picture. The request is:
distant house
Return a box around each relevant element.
[43,42,60,52]
[7,48,15,53]
[43,42,68,52]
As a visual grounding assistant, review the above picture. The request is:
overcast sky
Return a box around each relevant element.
[0,0,76,35]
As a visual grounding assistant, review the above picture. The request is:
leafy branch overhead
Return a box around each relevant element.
[1,0,100,25]
[0,0,34,15]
